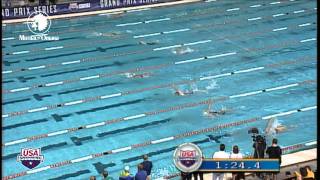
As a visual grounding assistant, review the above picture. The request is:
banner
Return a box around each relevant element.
[2,0,160,19]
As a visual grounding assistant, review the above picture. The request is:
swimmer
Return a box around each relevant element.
[132,72,151,78]
[264,117,277,136]
[139,40,159,45]
[203,101,228,117]
[123,72,151,79]
[275,125,287,133]
[207,133,232,143]
[264,117,287,135]
[172,46,194,55]
[172,85,193,96]
[203,108,227,116]
[101,31,121,37]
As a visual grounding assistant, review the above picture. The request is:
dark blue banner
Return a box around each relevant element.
[198,159,280,172]
[2,0,160,19]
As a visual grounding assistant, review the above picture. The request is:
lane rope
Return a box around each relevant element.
[2,105,316,179]
[3,79,316,146]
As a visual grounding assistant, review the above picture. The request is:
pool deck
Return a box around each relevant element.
[2,0,201,24]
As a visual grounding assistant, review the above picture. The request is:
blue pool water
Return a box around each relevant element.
[2,0,317,179]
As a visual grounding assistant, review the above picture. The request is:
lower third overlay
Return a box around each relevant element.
[173,143,280,173]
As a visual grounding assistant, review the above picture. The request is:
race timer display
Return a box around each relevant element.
[198,159,280,172]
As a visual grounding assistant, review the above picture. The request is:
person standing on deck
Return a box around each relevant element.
[266,138,282,180]
[141,155,153,180]
[212,144,230,180]
[119,166,134,180]
[230,145,245,180]
[135,164,148,180]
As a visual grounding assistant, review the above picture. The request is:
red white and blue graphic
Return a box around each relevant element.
[17,148,44,169]
[173,143,203,172]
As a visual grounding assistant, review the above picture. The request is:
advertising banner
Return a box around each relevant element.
[2,0,160,19]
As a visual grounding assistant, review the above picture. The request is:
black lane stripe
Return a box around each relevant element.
[70,136,93,146]
[25,44,134,62]
[2,142,68,160]
[75,99,144,115]
[97,118,171,138]
[3,60,19,66]
[58,82,118,95]
[93,162,116,174]
[3,98,30,105]
[48,170,91,180]
[41,67,91,77]
[3,80,15,84]
[52,113,73,122]
[3,98,144,130]
[17,76,36,83]
[40,56,159,78]
[2,118,48,130]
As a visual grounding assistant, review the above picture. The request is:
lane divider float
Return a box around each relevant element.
[3,79,316,146]
[2,105,316,179]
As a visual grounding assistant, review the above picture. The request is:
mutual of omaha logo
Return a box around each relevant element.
[173,143,203,172]
[27,11,51,35]
[17,148,44,169]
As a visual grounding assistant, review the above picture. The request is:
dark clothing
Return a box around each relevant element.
[253,141,266,158]
[181,172,192,180]
[232,172,245,180]
[135,170,147,180]
[266,146,282,164]
[142,161,153,175]
[192,171,203,180]
[119,176,133,180]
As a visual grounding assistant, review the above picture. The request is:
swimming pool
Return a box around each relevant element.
[2,0,317,179]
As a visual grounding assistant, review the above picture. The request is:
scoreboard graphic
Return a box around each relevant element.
[199,158,280,172]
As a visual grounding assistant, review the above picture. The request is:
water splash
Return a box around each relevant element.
[152,165,177,179]
[205,79,219,90]
[87,31,102,37]
[171,46,194,55]
[189,82,208,93]
[265,117,281,137]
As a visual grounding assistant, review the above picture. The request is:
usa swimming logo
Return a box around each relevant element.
[173,143,203,172]
[19,11,59,41]
[17,148,44,169]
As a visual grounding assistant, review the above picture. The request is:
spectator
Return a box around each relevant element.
[253,135,266,158]
[252,135,266,178]
[102,170,113,180]
[297,166,315,180]
[266,138,282,180]
[193,155,204,180]
[305,166,315,179]
[119,166,133,180]
[141,155,153,180]
[135,164,148,180]
[212,144,230,180]
[294,167,316,180]
[90,176,96,180]
[192,171,203,180]
[300,167,308,179]
[266,139,282,163]
[230,145,244,180]
[181,171,192,180]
